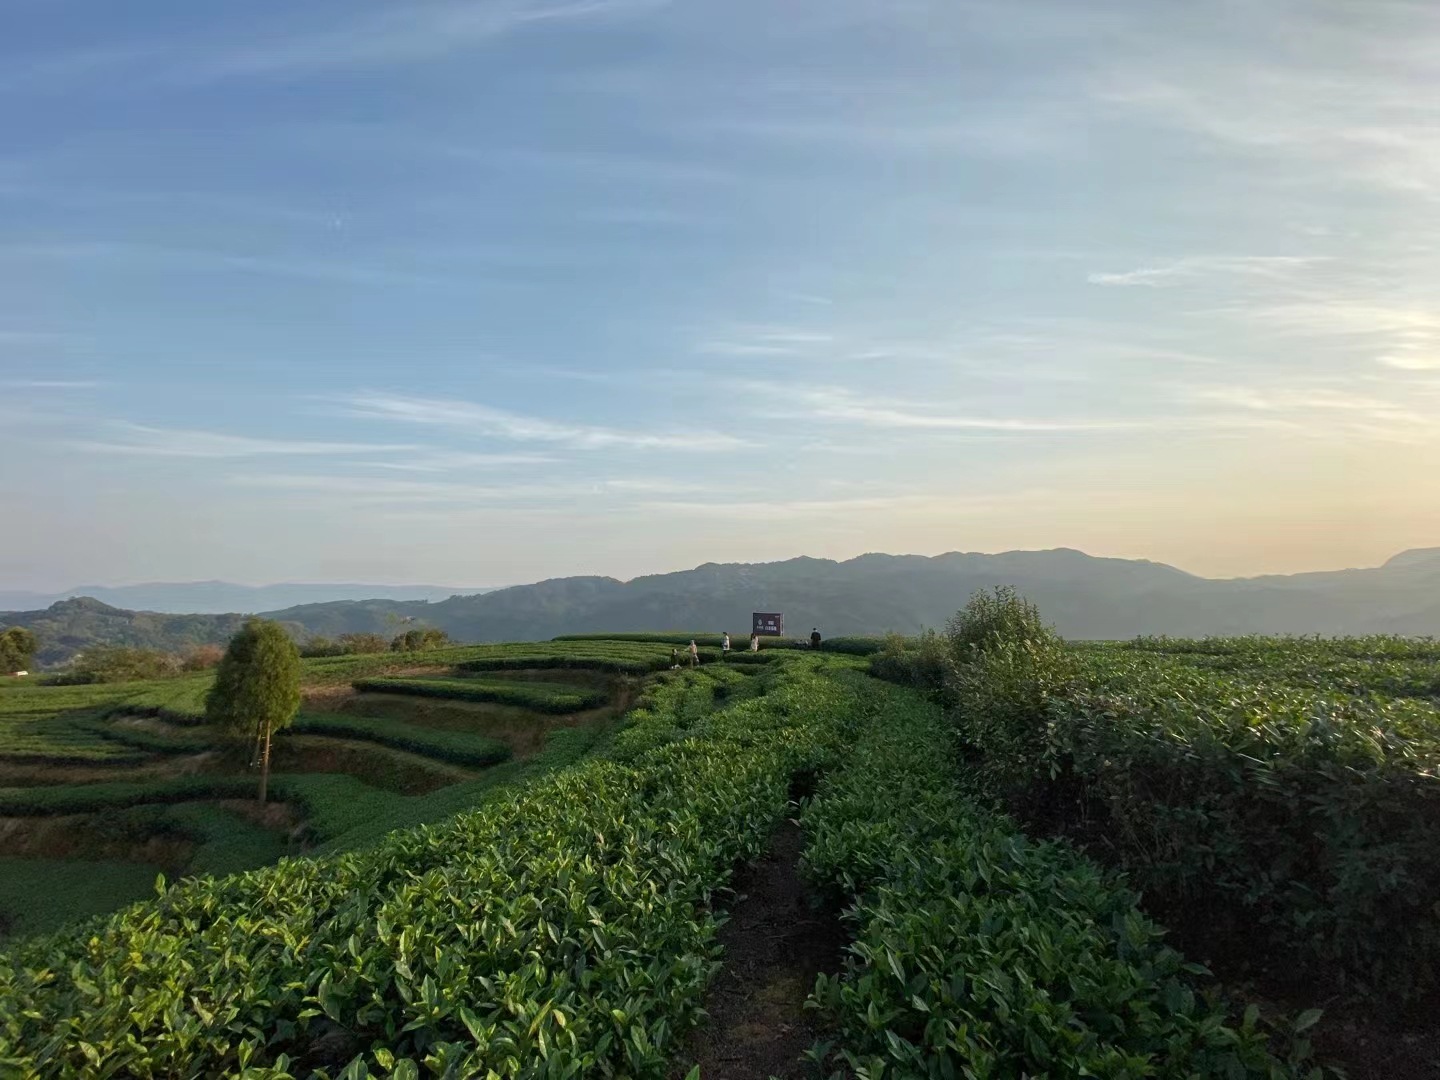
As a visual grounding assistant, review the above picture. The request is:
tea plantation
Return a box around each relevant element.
[1,629,1435,1076]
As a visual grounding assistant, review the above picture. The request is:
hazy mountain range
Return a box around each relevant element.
[0,581,493,615]
[4,547,1439,667]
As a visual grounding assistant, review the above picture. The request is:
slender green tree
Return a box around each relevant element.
[206,619,300,804]
[0,627,38,673]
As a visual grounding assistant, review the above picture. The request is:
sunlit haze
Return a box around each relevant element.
[4,0,1437,590]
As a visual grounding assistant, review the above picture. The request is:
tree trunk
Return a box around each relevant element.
[258,724,271,805]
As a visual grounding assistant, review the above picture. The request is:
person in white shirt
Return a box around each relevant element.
[689,639,699,667]
[722,632,731,657]
[750,632,760,652]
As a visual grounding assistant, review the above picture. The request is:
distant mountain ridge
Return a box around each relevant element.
[0,581,494,615]
[4,548,1438,666]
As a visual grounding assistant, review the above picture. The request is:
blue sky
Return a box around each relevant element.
[3,0,1437,589]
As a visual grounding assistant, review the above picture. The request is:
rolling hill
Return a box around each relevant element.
[5,547,1439,666]
[0,581,493,615]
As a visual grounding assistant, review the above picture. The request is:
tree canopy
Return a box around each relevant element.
[391,627,451,652]
[205,619,301,802]
[0,626,38,673]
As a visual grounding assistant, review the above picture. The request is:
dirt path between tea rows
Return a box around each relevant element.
[674,821,844,1080]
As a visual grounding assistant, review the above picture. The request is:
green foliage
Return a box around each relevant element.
[63,645,180,684]
[0,597,258,668]
[121,675,212,723]
[942,591,1072,792]
[801,676,1312,1079]
[1048,644,1440,1003]
[0,775,263,815]
[354,676,608,714]
[554,632,803,649]
[0,661,848,1076]
[958,632,1440,1004]
[0,651,1321,1077]
[0,859,161,940]
[301,632,393,658]
[390,627,452,653]
[0,626,38,673]
[205,619,302,741]
[0,684,146,762]
[292,713,512,767]
[869,629,951,690]
[945,584,1058,656]
[814,635,886,656]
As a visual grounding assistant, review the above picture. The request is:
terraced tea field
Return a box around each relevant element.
[0,638,704,938]
[1,630,1435,1079]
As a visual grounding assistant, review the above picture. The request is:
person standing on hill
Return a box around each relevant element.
[810,627,822,650]
[750,632,760,653]
[721,632,731,659]
[689,639,699,667]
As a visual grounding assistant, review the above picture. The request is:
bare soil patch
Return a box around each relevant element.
[0,814,196,872]
[675,821,844,1080]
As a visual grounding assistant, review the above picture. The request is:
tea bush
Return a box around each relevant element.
[0,663,852,1077]
[801,675,1315,1079]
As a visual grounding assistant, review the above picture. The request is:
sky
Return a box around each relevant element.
[2,0,1438,589]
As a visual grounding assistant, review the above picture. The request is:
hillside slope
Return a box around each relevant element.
[0,598,262,667]
[263,547,1440,640]
[6,548,1439,664]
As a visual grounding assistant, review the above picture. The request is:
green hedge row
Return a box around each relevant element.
[292,713,512,767]
[1047,653,1440,1004]
[800,676,1314,1079]
[551,632,886,656]
[0,775,259,816]
[0,663,849,1077]
[353,676,609,714]
[0,772,396,846]
[454,653,663,675]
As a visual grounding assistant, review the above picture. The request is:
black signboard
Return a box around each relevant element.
[752,612,784,636]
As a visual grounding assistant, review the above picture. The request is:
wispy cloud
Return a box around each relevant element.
[73,422,417,459]
[0,241,464,289]
[1087,255,1327,288]
[231,472,711,507]
[757,384,1145,433]
[1096,5,1440,198]
[333,392,744,451]
[697,327,835,357]
[2,379,101,390]
[1377,351,1440,372]
[777,291,835,307]
[1176,380,1437,444]
[639,492,1017,520]
[1225,297,1440,374]
[202,0,671,78]
[704,109,1071,158]
[369,451,557,473]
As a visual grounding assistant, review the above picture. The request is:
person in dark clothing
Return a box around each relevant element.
[810,627,822,649]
